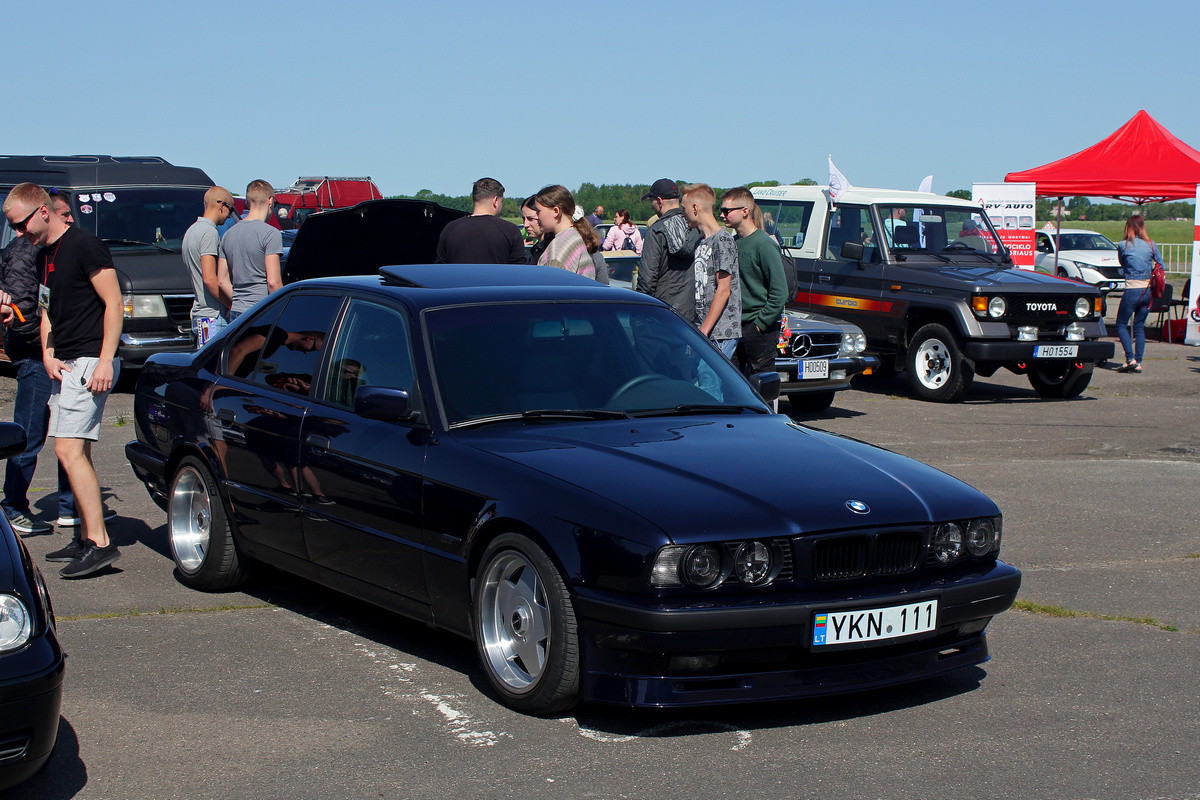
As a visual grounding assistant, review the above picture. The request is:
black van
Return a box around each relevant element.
[0,155,214,366]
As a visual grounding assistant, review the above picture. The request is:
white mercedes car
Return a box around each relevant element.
[1034,229,1125,293]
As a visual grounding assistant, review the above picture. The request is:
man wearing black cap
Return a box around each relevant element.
[637,179,699,320]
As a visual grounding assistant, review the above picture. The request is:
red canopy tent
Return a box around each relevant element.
[1005,110,1200,203]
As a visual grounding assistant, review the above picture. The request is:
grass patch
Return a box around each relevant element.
[59,601,276,623]
[113,414,127,427]
[1013,599,1180,632]
[1182,553,1200,560]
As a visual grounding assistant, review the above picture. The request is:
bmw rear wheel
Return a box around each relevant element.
[474,534,581,715]
[168,456,251,591]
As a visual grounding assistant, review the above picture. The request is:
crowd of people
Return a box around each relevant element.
[0,170,1181,581]
[435,176,789,377]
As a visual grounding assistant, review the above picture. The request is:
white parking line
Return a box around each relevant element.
[348,638,511,747]
[561,717,752,751]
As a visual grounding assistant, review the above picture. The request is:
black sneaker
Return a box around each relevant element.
[45,538,87,562]
[60,542,121,578]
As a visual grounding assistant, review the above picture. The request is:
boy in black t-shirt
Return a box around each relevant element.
[2,183,124,578]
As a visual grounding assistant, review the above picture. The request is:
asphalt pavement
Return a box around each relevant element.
[2,331,1198,800]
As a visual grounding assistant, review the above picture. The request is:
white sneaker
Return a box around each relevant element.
[56,508,117,527]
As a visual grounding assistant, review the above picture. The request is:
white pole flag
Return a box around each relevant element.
[828,156,851,203]
[918,175,933,194]
[1186,183,1200,345]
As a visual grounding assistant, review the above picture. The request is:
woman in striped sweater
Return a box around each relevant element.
[533,185,596,280]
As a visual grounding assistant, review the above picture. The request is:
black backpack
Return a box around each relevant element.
[778,243,798,303]
[621,233,636,252]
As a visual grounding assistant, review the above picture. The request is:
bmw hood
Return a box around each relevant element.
[283,199,467,284]
[459,415,997,541]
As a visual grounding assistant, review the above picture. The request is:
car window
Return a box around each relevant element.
[224,294,341,397]
[1036,233,1053,253]
[827,205,878,261]
[755,200,813,248]
[322,299,415,409]
[426,301,764,425]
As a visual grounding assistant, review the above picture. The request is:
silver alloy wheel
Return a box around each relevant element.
[169,465,211,575]
[478,551,550,693]
[913,336,952,390]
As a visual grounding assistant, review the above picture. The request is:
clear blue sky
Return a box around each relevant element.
[5,0,1197,201]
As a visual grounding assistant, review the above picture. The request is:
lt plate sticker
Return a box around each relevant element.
[812,600,937,646]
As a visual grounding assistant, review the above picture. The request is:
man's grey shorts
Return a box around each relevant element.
[48,357,120,441]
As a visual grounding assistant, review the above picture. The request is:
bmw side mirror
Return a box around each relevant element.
[749,371,781,404]
[354,386,417,422]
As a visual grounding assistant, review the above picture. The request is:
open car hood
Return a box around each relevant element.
[283,199,467,284]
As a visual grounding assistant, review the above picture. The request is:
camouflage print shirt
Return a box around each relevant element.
[693,228,741,341]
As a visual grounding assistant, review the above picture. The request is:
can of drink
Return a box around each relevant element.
[197,316,214,346]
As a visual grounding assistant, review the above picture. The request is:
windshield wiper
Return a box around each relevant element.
[451,408,631,429]
[629,404,767,417]
[101,238,175,253]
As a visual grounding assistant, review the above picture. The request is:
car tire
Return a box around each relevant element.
[1057,267,1069,278]
[474,534,582,715]
[168,455,252,591]
[1028,361,1094,399]
[786,391,835,413]
[906,323,970,403]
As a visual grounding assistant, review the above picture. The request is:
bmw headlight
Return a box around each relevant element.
[733,541,774,586]
[932,523,964,565]
[123,293,168,319]
[988,296,1007,319]
[1074,297,1090,318]
[0,594,32,653]
[965,519,996,556]
[682,544,725,589]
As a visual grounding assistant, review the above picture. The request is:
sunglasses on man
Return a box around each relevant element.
[9,204,44,233]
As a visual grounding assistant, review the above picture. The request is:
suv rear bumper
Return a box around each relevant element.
[964,340,1114,362]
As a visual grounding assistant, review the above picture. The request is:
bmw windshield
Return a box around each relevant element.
[426,302,768,427]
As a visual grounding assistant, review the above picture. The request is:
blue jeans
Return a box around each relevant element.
[1115,288,1151,364]
[2,337,75,519]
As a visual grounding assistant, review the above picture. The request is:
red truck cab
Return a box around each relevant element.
[271,176,383,229]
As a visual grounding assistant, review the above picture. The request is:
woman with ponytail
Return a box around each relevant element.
[1114,214,1164,373]
[533,185,596,280]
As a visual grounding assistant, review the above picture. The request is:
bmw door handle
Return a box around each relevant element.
[216,409,235,422]
[818,275,830,283]
[304,434,331,451]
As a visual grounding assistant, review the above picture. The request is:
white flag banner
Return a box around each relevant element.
[918,175,933,193]
[828,156,851,203]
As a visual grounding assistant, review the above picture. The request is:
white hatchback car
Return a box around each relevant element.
[1034,229,1125,293]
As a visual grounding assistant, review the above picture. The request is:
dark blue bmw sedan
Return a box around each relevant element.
[125,263,1020,714]
[0,424,64,789]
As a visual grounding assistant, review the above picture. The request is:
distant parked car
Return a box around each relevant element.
[1034,229,1125,293]
[0,424,64,790]
[776,311,879,413]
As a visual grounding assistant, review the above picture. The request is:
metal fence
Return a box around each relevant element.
[1160,243,1195,276]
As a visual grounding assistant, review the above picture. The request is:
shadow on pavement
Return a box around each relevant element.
[3,716,87,800]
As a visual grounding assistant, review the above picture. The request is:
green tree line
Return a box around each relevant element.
[392,185,1195,225]
[392,179,819,223]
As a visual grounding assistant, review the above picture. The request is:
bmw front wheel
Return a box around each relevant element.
[474,534,582,715]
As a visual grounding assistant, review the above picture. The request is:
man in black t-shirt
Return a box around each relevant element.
[3,183,124,578]
[435,177,526,264]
